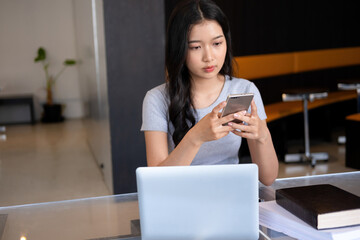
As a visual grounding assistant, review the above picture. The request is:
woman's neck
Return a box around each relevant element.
[191,74,225,109]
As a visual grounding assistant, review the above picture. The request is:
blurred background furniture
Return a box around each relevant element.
[337,80,360,169]
[345,113,360,170]
[337,79,360,144]
[282,88,329,167]
[0,94,35,125]
[338,79,360,113]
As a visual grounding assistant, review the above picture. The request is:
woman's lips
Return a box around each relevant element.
[204,65,215,73]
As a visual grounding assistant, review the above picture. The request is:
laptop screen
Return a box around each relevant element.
[136,164,259,240]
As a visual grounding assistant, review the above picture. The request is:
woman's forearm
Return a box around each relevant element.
[152,129,202,166]
[247,128,279,186]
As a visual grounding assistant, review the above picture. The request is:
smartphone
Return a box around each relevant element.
[221,93,254,125]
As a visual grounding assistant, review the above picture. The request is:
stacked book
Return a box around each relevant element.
[259,184,360,240]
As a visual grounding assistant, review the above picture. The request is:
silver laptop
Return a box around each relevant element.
[136,164,259,240]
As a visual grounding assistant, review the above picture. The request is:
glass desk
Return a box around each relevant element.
[0,171,359,240]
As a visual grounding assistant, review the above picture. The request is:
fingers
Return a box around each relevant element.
[250,100,258,117]
[219,113,237,125]
[211,101,227,117]
[232,111,250,124]
[231,129,253,139]
[231,124,262,140]
[230,117,267,141]
[220,110,248,126]
[229,121,251,133]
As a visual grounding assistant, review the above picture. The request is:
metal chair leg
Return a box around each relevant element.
[284,96,329,167]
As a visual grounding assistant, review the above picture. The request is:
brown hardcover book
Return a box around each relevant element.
[275,184,360,230]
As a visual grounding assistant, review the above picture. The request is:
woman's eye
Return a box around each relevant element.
[189,46,201,50]
[213,41,223,46]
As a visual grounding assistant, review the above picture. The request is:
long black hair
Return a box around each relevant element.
[166,0,233,146]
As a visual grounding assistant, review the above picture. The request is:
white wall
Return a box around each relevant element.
[0,0,84,119]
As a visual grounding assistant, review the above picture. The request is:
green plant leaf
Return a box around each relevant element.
[34,47,46,62]
[64,59,76,65]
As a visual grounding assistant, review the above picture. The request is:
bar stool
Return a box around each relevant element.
[337,79,360,144]
[337,79,360,113]
[282,88,329,167]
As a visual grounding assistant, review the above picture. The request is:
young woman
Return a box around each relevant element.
[141,0,278,186]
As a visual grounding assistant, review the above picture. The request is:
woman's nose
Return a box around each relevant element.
[203,46,214,62]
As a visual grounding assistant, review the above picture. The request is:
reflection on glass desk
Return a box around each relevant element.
[0,171,359,240]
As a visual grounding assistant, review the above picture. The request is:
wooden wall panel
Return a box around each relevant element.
[233,53,294,79]
[233,47,360,80]
[295,47,360,73]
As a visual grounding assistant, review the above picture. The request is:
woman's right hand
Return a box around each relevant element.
[187,101,235,145]
[145,101,236,167]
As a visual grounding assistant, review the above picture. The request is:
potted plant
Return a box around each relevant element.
[34,47,76,123]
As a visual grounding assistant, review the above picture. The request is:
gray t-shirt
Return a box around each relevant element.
[141,75,267,165]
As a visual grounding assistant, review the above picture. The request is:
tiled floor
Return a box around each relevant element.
[0,119,358,207]
[0,119,110,207]
[278,139,356,178]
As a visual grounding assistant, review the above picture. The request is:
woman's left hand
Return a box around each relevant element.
[228,100,268,144]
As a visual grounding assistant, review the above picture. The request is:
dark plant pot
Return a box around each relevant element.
[41,104,64,123]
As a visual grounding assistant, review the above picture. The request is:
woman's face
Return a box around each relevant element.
[185,20,227,81]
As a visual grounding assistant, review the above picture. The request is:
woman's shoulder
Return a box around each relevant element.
[147,83,167,95]
[145,83,168,99]
[144,83,169,107]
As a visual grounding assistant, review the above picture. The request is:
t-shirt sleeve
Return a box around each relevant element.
[140,88,169,132]
[249,82,267,121]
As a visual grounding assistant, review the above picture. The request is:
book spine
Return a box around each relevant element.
[276,190,318,229]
